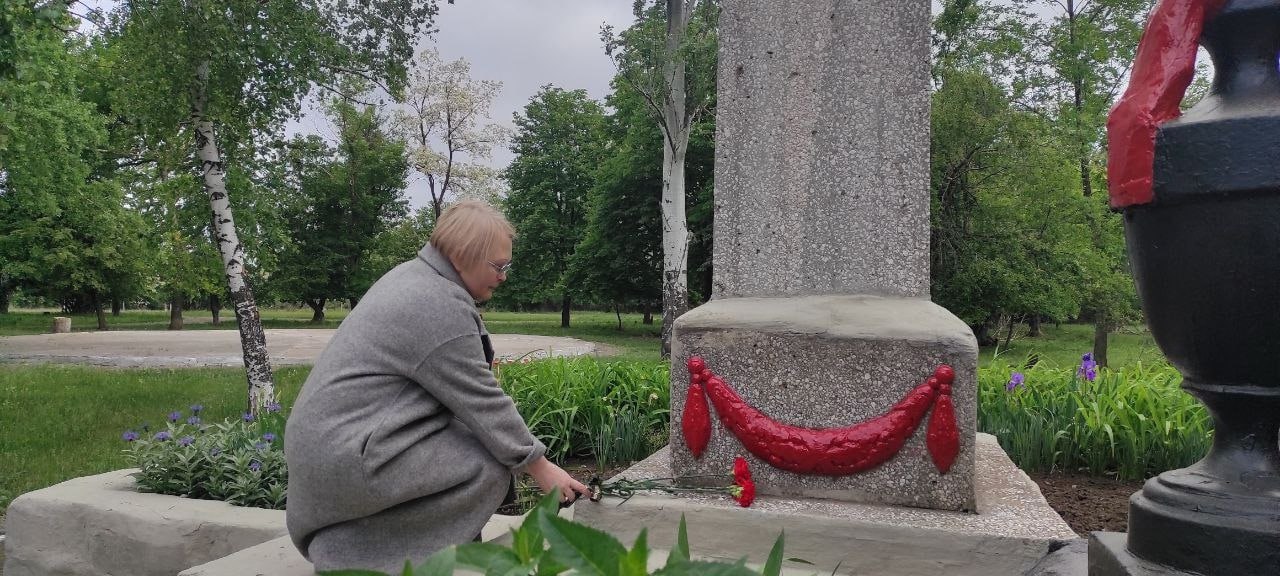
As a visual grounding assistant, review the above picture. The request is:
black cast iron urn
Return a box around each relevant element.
[1119,0,1280,574]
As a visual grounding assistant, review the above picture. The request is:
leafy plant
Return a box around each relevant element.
[979,361,1212,480]
[499,357,669,467]
[123,404,288,509]
[321,493,795,576]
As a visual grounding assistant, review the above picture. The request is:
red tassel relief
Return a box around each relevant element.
[681,356,712,458]
[926,365,960,474]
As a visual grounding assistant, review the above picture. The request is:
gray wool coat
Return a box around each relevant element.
[284,244,546,574]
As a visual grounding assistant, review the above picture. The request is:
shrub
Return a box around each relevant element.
[122,404,287,509]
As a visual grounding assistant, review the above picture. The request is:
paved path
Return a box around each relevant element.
[0,330,596,368]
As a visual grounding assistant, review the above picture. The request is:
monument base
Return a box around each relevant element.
[670,295,979,511]
[577,434,1076,576]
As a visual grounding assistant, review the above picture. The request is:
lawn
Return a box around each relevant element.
[980,322,1166,371]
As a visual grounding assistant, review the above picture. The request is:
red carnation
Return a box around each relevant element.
[733,456,752,484]
[732,477,756,507]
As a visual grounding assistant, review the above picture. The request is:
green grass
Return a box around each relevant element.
[980,322,1166,370]
[0,364,310,515]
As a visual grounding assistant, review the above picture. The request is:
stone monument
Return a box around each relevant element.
[579,1,1078,574]
[668,0,976,511]
[1092,0,1280,574]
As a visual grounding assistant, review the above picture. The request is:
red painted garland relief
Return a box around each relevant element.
[681,356,959,475]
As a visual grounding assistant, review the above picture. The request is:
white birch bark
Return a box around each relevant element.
[659,0,693,357]
[191,60,276,413]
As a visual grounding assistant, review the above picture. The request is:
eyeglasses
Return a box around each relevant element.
[487,260,512,275]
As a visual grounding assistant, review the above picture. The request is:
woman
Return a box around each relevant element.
[285,200,588,573]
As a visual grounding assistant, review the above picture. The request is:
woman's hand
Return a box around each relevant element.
[526,456,589,505]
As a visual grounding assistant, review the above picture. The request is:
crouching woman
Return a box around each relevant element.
[284,200,587,573]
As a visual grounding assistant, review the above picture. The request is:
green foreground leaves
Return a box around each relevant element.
[321,494,792,576]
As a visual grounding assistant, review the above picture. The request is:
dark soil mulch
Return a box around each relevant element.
[1029,472,1145,535]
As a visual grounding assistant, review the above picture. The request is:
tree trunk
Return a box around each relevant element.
[560,293,571,328]
[169,296,184,330]
[0,275,10,313]
[209,294,221,326]
[307,298,326,324]
[349,297,359,310]
[1029,315,1042,337]
[192,60,275,414]
[1003,314,1016,348]
[643,310,653,325]
[1093,316,1110,368]
[93,292,108,331]
[615,302,623,331]
[656,0,693,359]
[111,298,122,316]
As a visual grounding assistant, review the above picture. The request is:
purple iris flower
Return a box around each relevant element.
[122,430,139,442]
[187,416,201,426]
[249,460,262,472]
[168,411,182,423]
[154,431,171,441]
[243,412,255,423]
[266,402,282,413]
[262,433,276,443]
[190,404,203,414]
[1077,353,1098,382]
[179,435,194,447]
[1006,372,1025,391]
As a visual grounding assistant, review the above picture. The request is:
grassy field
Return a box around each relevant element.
[981,322,1166,371]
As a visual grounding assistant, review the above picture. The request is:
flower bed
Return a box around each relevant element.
[981,359,1211,480]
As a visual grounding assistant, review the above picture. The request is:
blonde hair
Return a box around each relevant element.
[430,200,516,267]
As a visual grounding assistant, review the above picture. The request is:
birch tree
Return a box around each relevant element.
[393,48,509,219]
[105,0,446,413]
[602,0,718,357]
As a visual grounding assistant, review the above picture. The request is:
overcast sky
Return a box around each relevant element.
[300,1,639,210]
[78,2,1154,211]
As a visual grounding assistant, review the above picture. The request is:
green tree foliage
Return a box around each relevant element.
[500,87,607,326]
[355,206,436,298]
[102,0,445,410]
[272,99,409,322]
[0,3,149,325]
[929,0,1143,350]
[602,0,718,356]
[1016,0,1151,365]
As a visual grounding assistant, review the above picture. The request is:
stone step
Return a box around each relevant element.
[576,434,1077,576]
